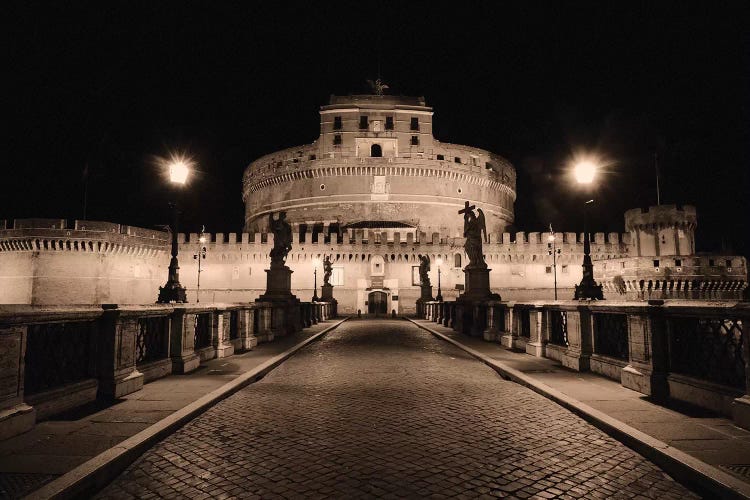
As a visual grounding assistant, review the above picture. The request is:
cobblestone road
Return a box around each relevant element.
[97,319,697,499]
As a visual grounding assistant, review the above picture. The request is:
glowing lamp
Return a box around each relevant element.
[574,161,597,184]
[169,161,190,185]
[436,257,443,266]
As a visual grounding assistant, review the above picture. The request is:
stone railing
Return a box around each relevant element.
[0,300,337,440]
[420,299,750,430]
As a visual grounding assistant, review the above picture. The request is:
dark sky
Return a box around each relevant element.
[7,2,749,256]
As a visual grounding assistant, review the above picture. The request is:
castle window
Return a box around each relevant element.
[359,116,369,129]
[454,254,462,268]
[333,116,342,130]
[411,135,419,146]
[371,144,382,157]
[309,154,316,160]
[333,134,342,145]
[709,259,715,266]
[545,266,552,274]
[454,157,461,163]
[675,259,682,267]
[653,259,659,268]
[485,162,492,170]
[437,154,444,161]
[385,116,394,130]
[410,117,419,131]
[562,265,569,273]
[726,259,732,267]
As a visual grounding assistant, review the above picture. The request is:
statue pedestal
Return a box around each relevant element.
[461,266,498,302]
[454,266,499,337]
[320,284,334,301]
[257,264,298,302]
[320,284,338,317]
[256,263,300,336]
[416,285,434,318]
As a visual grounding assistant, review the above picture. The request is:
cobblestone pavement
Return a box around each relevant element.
[97,319,697,499]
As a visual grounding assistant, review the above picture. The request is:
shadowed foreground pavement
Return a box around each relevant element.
[97,319,697,499]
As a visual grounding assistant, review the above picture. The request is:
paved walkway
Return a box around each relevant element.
[0,320,337,499]
[410,318,750,487]
[97,318,697,499]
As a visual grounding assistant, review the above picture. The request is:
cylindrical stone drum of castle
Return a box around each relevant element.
[242,95,516,237]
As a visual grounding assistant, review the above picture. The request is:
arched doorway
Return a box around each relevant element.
[368,291,387,314]
[370,144,382,157]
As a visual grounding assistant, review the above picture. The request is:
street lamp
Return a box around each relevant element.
[547,225,561,300]
[435,257,443,302]
[573,160,604,300]
[157,157,191,303]
[312,257,320,302]
[194,226,207,303]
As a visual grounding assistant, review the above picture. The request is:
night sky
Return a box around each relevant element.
[7,2,749,257]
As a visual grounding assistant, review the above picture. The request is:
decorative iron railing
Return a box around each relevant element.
[549,310,568,347]
[229,310,239,340]
[520,309,531,338]
[24,321,94,395]
[593,313,629,361]
[668,316,746,390]
[194,313,212,350]
[136,316,169,365]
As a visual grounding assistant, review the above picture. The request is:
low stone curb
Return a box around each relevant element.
[26,317,350,500]
[408,318,750,500]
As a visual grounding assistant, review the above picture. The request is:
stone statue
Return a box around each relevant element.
[418,255,431,287]
[323,255,332,286]
[269,211,292,264]
[459,201,487,268]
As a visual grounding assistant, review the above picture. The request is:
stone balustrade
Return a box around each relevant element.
[0,300,337,440]
[420,299,750,430]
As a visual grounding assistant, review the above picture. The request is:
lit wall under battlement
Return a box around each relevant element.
[1,218,746,307]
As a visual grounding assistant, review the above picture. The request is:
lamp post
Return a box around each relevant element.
[157,159,190,303]
[547,226,561,300]
[194,226,207,303]
[573,160,604,300]
[435,257,443,302]
[312,257,320,302]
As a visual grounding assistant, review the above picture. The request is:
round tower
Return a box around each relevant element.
[624,204,697,257]
[242,94,516,237]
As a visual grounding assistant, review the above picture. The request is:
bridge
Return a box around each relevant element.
[0,301,749,498]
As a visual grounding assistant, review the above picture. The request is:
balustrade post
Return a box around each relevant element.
[239,307,259,350]
[558,306,591,372]
[483,303,501,342]
[214,308,234,358]
[500,302,518,348]
[731,304,750,430]
[97,306,144,398]
[170,307,200,374]
[0,323,36,440]
[525,306,546,357]
[253,303,274,343]
[621,302,669,400]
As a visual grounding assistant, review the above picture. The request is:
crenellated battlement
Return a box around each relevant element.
[0,219,168,256]
[624,204,697,231]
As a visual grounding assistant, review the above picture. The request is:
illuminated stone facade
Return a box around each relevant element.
[243,95,516,237]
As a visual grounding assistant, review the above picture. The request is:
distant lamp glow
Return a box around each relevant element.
[574,161,597,184]
[169,160,190,185]
[199,235,206,244]
[547,234,555,243]
[436,257,443,266]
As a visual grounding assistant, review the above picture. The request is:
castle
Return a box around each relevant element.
[0,94,746,310]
